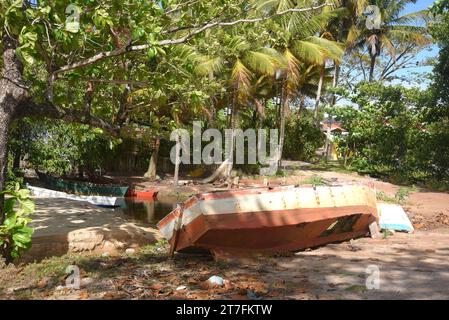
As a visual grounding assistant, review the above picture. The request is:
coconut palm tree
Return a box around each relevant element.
[352,0,431,82]
[194,33,285,180]
[254,0,345,161]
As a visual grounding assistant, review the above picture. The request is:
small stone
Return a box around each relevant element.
[37,277,51,289]
[204,275,225,288]
[150,283,164,291]
[125,248,136,255]
[81,277,94,288]
[176,285,187,291]
[101,252,110,258]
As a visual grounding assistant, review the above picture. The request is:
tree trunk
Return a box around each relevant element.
[278,85,288,169]
[369,54,376,82]
[319,61,342,163]
[297,95,305,118]
[330,62,340,107]
[145,138,160,179]
[225,108,237,178]
[173,135,180,187]
[13,147,21,170]
[83,81,94,116]
[0,35,28,224]
[314,64,325,127]
[201,95,237,184]
[0,112,11,225]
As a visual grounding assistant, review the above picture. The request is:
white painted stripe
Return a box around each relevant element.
[27,185,123,207]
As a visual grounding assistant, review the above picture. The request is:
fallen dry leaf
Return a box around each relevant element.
[79,290,90,300]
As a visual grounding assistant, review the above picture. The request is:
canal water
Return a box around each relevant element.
[119,199,177,226]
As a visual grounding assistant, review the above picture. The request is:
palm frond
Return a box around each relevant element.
[195,56,224,76]
[231,59,253,103]
[308,36,345,62]
[243,48,285,76]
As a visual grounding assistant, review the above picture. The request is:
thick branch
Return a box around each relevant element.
[51,4,332,77]
[14,100,119,135]
[164,0,202,15]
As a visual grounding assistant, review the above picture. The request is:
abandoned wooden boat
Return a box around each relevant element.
[157,185,379,257]
[37,172,129,197]
[126,188,159,200]
[28,185,125,208]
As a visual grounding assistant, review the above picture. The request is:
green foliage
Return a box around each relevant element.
[328,82,449,182]
[431,0,449,14]
[430,7,449,111]
[5,152,25,190]
[0,185,35,263]
[11,119,121,176]
[283,111,323,162]
[0,0,440,188]
[5,167,24,191]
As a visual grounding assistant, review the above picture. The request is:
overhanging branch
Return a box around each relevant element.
[14,99,119,135]
[51,3,332,77]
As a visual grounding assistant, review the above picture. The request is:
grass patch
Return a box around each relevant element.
[139,239,169,256]
[394,186,419,203]
[275,169,288,177]
[299,175,327,187]
[376,191,397,203]
[377,186,419,204]
[344,285,366,293]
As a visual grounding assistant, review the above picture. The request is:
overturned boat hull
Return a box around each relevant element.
[157,185,379,257]
[28,185,125,208]
[37,172,129,197]
[126,188,159,200]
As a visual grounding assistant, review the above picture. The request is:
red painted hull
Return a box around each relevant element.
[158,185,379,257]
[126,189,158,200]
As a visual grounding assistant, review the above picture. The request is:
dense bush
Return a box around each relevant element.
[283,111,323,162]
[9,119,122,177]
[329,82,449,182]
[0,185,35,263]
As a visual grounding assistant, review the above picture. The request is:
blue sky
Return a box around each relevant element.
[382,0,439,88]
[403,0,436,14]
[398,0,439,87]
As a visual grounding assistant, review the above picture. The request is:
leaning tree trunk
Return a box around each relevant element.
[322,61,341,163]
[145,138,160,179]
[0,36,29,224]
[201,95,237,184]
[314,64,325,127]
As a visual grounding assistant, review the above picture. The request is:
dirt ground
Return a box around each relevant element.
[21,198,161,263]
[1,166,449,300]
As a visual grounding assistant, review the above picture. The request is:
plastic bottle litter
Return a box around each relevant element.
[207,275,225,287]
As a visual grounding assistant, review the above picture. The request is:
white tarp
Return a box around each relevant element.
[377,203,414,232]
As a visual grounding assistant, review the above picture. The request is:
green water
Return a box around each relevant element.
[119,199,177,226]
